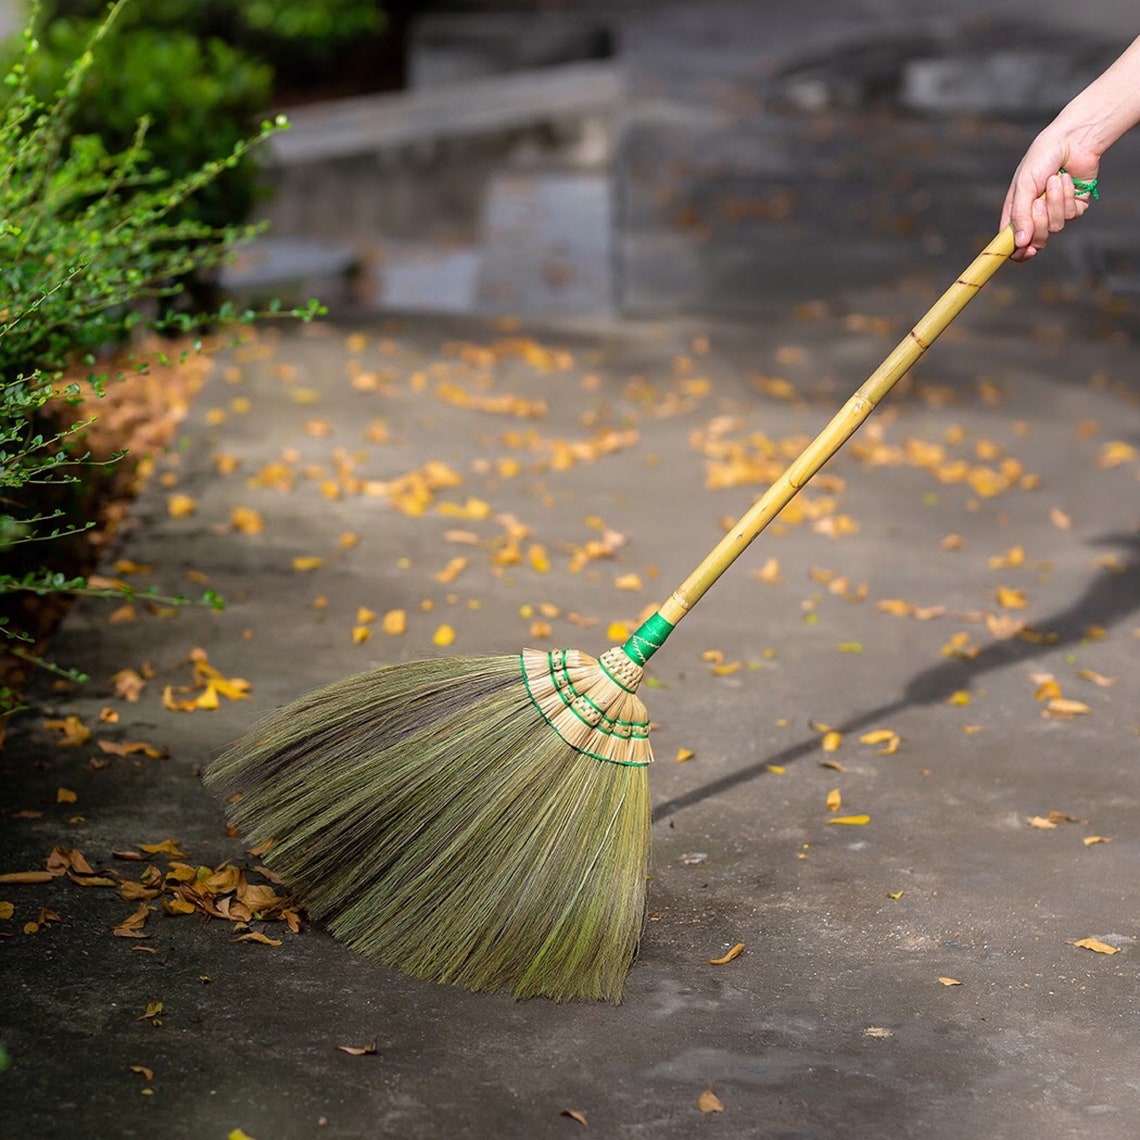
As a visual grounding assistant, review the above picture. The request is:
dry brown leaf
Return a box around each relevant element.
[0,871,54,884]
[1067,937,1119,955]
[56,787,77,804]
[335,1042,378,1056]
[112,903,151,938]
[707,942,745,965]
[0,901,14,918]
[1027,816,1058,830]
[560,1110,588,1127]
[938,977,963,986]
[42,715,91,747]
[232,931,283,947]
[97,740,166,759]
[130,1065,154,1081]
[698,1086,725,1114]
[1083,835,1113,846]
[1049,507,1072,530]
[138,838,186,857]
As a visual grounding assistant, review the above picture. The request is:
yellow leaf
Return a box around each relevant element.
[614,573,643,591]
[876,598,913,617]
[765,764,785,775]
[42,715,91,746]
[1096,440,1135,468]
[995,586,1028,610]
[938,977,963,986]
[820,759,846,772]
[707,942,745,965]
[821,731,842,752]
[827,815,870,826]
[835,642,863,654]
[233,931,283,946]
[56,788,78,804]
[698,1086,725,1114]
[1067,937,1119,955]
[434,557,468,585]
[355,607,376,625]
[1026,816,1058,830]
[675,748,695,763]
[163,897,197,916]
[940,533,964,551]
[947,690,971,706]
[166,493,197,519]
[433,625,456,647]
[1075,669,1116,687]
[230,506,264,535]
[1049,507,1072,530]
[859,729,900,755]
[0,901,13,919]
[606,621,630,641]
[825,788,842,812]
[710,662,742,676]
[352,626,372,645]
[1043,698,1091,718]
[292,556,324,572]
[887,891,904,900]
[382,610,406,636]
[987,545,1025,569]
[753,557,782,585]
[1083,835,1112,846]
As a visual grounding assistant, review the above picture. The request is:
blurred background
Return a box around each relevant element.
[1,0,1137,321]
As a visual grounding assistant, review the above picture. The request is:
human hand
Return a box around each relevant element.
[1000,130,1099,262]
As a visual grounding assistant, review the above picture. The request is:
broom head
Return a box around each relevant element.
[205,645,653,1002]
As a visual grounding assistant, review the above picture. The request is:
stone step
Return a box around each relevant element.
[473,170,614,317]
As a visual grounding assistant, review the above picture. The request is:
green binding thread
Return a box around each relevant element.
[1060,168,1099,200]
[621,612,675,665]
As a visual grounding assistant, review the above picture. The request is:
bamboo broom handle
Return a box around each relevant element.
[655,225,1017,630]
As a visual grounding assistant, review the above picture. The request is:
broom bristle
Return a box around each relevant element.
[205,647,653,1002]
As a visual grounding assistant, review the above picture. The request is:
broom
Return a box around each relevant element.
[206,225,1018,1002]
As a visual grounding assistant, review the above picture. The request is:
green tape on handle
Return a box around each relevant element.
[621,612,675,665]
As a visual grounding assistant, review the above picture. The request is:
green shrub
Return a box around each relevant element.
[0,1,322,718]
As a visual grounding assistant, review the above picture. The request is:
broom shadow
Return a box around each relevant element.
[653,529,1140,823]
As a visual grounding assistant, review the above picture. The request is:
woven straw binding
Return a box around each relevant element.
[520,647,653,767]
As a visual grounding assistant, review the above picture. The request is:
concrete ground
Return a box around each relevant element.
[2,3,1138,1139]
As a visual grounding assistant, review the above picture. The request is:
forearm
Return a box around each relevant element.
[1050,35,1140,157]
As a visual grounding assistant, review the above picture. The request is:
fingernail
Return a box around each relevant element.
[1015,230,1027,244]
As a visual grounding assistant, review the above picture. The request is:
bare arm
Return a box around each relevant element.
[1001,35,1140,260]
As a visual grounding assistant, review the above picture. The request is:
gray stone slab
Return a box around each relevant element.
[475,172,615,317]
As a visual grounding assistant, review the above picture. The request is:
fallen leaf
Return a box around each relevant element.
[335,1042,378,1056]
[753,557,782,585]
[560,1110,588,1126]
[42,715,91,746]
[433,625,456,647]
[1043,698,1091,718]
[139,839,186,857]
[1067,937,1119,955]
[707,942,745,965]
[232,931,283,946]
[826,788,842,812]
[820,759,846,772]
[675,748,695,763]
[938,977,963,986]
[1049,507,1072,530]
[291,556,324,572]
[827,815,870,826]
[947,690,971,706]
[887,891,904,900]
[113,904,151,938]
[130,1065,154,1081]
[1027,816,1058,830]
[381,609,407,636]
[859,729,900,755]
[864,1027,893,1038]
[56,788,77,804]
[764,763,785,775]
[0,901,13,918]
[821,731,842,752]
[1075,669,1116,688]
[698,1085,725,1114]
[166,493,197,519]
[97,740,166,759]
[0,871,54,884]
[1083,836,1113,846]
[1096,440,1135,468]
